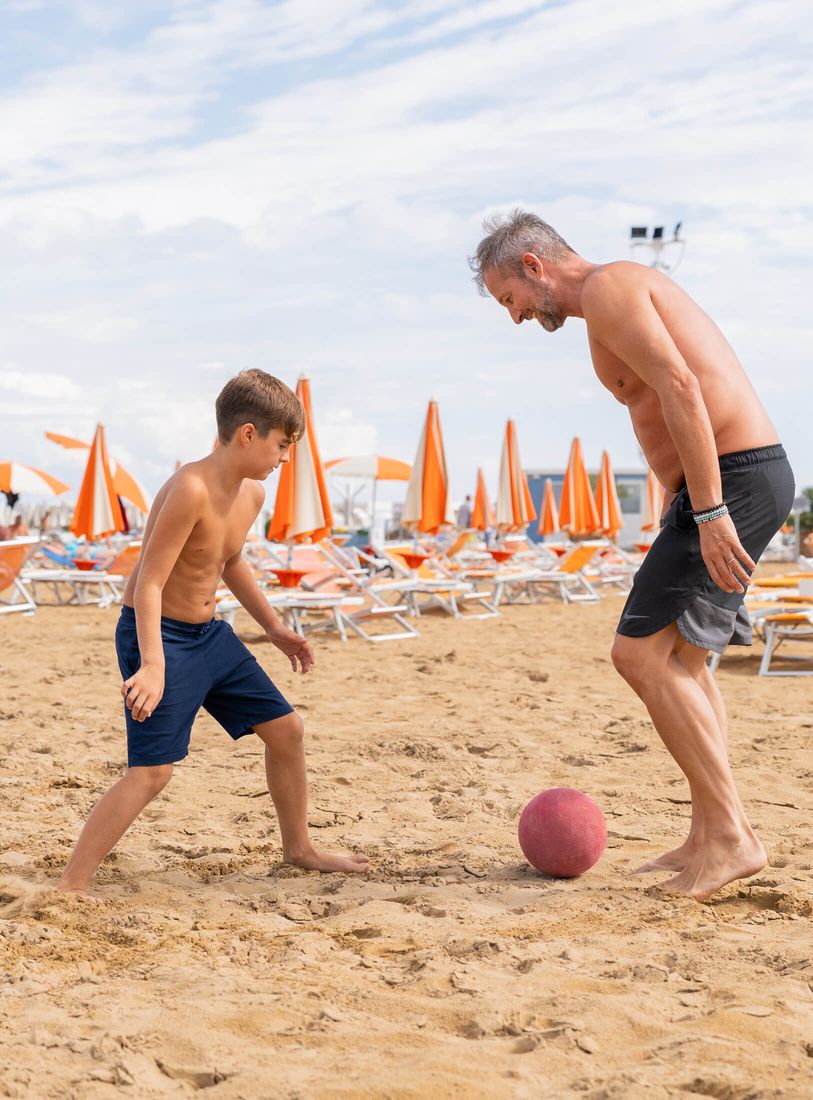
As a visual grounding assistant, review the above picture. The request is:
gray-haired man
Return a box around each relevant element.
[470,209,794,901]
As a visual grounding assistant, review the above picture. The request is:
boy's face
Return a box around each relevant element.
[250,426,294,479]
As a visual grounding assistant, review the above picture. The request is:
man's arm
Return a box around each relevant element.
[583,271,754,593]
[125,477,205,720]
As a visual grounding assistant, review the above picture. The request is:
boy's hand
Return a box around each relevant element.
[267,625,315,673]
[122,664,165,722]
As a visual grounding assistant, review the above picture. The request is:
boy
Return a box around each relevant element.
[58,369,369,897]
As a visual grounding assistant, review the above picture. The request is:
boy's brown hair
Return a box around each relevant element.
[215,370,306,443]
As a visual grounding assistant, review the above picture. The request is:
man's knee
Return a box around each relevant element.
[256,710,305,749]
[611,635,653,689]
[129,763,173,797]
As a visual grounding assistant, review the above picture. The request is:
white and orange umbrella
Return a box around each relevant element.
[537,477,560,537]
[641,468,665,534]
[70,424,127,540]
[268,375,334,544]
[45,431,151,513]
[471,467,495,531]
[558,437,600,536]
[402,400,451,534]
[325,456,411,480]
[496,419,536,531]
[594,450,623,539]
[0,462,69,497]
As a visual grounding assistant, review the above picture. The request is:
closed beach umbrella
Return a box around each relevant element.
[0,462,69,497]
[471,467,495,531]
[496,419,537,531]
[558,437,600,536]
[402,400,451,534]
[641,468,665,533]
[45,431,151,513]
[594,450,623,538]
[537,477,560,537]
[70,424,127,540]
[268,375,334,543]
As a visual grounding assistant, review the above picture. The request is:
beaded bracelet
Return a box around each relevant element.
[693,503,729,524]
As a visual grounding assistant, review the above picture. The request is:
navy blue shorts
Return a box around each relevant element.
[115,605,294,767]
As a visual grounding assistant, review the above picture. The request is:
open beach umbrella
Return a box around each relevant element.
[537,477,560,537]
[496,419,536,531]
[70,424,127,540]
[268,375,334,544]
[594,450,624,538]
[471,468,495,531]
[0,462,70,498]
[558,437,600,536]
[45,430,151,513]
[402,400,451,534]
[325,456,412,530]
[641,468,665,533]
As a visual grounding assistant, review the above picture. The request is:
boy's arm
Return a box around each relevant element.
[125,478,205,721]
[222,553,314,673]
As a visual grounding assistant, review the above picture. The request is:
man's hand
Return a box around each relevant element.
[267,625,315,673]
[698,514,755,593]
[122,664,165,722]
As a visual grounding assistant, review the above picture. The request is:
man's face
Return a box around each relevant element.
[483,260,565,333]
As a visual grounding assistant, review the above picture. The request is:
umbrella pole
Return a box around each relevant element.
[371,477,378,542]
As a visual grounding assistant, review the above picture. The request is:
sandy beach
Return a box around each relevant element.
[1,596,811,1099]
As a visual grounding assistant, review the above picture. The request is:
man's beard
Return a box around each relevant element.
[535,286,564,332]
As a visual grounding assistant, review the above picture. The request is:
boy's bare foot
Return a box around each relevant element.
[659,834,766,901]
[56,884,105,903]
[284,848,370,874]
[633,836,702,874]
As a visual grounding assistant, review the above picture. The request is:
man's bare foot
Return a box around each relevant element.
[283,848,370,874]
[633,837,702,874]
[659,835,766,901]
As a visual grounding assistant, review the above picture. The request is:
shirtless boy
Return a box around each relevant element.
[58,370,369,897]
[470,210,795,901]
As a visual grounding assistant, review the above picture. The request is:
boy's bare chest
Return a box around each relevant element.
[184,501,256,567]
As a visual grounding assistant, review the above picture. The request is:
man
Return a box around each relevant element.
[470,209,795,901]
[456,494,473,529]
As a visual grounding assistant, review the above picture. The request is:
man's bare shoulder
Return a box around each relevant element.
[582,261,656,312]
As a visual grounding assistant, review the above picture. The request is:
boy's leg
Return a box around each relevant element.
[254,712,369,874]
[57,764,173,896]
[611,624,765,900]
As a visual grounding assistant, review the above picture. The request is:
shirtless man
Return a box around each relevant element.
[58,369,369,897]
[470,209,795,901]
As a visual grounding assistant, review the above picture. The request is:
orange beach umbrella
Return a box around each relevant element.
[268,376,334,543]
[0,462,69,497]
[537,477,560,537]
[471,468,495,531]
[45,431,151,513]
[496,419,536,531]
[325,456,411,480]
[402,400,451,534]
[641,468,665,533]
[558,437,600,536]
[594,450,623,538]
[70,424,127,540]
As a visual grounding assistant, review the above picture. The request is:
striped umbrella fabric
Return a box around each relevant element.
[69,424,127,540]
[45,431,151,513]
[402,400,451,534]
[471,467,495,531]
[594,450,624,538]
[496,419,536,531]
[0,462,69,497]
[325,456,411,481]
[641,468,665,533]
[537,477,560,537]
[558,437,600,536]
[268,376,334,543]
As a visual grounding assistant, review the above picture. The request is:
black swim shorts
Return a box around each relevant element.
[617,444,795,654]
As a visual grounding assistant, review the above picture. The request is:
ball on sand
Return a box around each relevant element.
[518,788,607,878]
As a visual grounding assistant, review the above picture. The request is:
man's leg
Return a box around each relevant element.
[635,636,730,872]
[254,712,369,874]
[612,625,765,900]
[57,764,174,897]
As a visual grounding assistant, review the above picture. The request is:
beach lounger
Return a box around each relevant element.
[524,544,602,603]
[0,537,39,615]
[757,609,813,676]
[382,547,499,620]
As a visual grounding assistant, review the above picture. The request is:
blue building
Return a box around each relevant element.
[525,468,650,548]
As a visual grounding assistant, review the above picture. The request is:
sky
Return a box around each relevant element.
[2,0,811,515]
